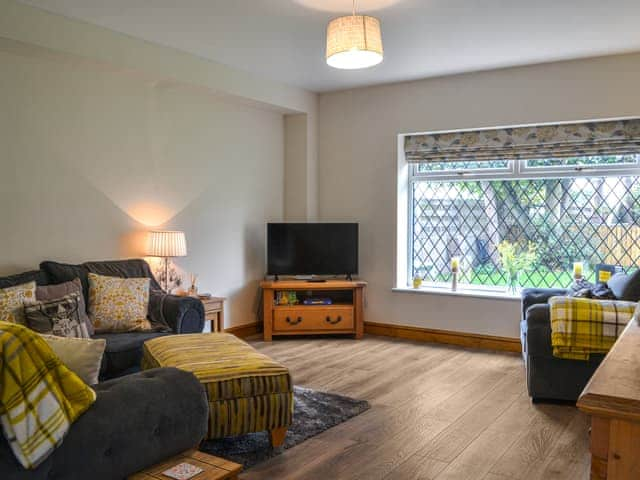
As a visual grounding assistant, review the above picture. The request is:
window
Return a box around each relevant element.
[408,155,640,290]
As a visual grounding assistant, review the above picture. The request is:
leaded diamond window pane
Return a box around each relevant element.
[411,175,640,288]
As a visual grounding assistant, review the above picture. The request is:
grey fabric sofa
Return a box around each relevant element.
[0,259,205,379]
[520,270,640,402]
[0,368,209,479]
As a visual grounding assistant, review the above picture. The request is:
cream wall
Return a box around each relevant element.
[318,53,640,338]
[0,47,284,328]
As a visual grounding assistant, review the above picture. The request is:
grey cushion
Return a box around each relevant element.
[35,279,93,335]
[608,271,640,301]
[94,331,171,380]
[40,262,91,307]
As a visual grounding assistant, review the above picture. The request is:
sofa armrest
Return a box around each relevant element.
[524,303,552,357]
[521,287,568,321]
[0,368,208,480]
[148,292,205,333]
[63,368,208,479]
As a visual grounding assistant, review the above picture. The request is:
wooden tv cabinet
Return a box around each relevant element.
[260,280,366,341]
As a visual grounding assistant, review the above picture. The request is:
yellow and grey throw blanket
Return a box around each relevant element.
[549,296,638,360]
[0,321,96,469]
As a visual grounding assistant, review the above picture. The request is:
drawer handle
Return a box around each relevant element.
[286,316,302,325]
[326,315,342,325]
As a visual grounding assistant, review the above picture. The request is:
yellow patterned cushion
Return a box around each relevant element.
[0,282,36,325]
[87,273,151,333]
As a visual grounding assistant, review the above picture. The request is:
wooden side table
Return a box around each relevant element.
[128,450,241,479]
[200,296,225,332]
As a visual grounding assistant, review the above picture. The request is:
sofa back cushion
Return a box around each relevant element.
[40,259,162,310]
[608,270,640,302]
[84,259,161,292]
[0,270,48,289]
[40,261,91,306]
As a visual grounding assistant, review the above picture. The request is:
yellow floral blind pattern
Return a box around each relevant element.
[88,273,151,333]
[404,119,640,163]
[0,282,36,325]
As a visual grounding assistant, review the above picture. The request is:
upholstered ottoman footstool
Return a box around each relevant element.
[142,333,293,446]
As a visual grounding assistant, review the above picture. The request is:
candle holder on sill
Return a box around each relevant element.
[573,261,584,281]
[451,256,460,292]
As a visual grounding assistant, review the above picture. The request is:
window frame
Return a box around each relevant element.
[404,155,640,292]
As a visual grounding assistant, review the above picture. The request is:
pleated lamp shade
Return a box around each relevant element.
[326,15,383,70]
[147,231,187,257]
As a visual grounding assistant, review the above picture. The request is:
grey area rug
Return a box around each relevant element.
[200,386,370,469]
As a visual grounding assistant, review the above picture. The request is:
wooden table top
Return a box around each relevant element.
[577,319,640,422]
[129,450,241,480]
[260,279,367,289]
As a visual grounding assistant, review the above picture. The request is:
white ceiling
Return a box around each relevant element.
[18,0,640,93]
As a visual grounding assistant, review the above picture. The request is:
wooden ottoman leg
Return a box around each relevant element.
[269,427,287,448]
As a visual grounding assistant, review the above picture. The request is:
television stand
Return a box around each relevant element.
[307,279,327,283]
[260,279,366,341]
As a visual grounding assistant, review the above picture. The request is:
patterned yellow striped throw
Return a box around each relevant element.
[0,321,96,469]
[549,296,638,360]
[143,333,293,439]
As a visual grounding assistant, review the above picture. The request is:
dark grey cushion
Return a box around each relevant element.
[0,271,48,289]
[0,368,208,480]
[39,262,91,307]
[608,271,640,301]
[40,259,163,310]
[84,259,162,292]
[94,332,171,380]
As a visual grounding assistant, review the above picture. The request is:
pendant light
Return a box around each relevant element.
[326,0,384,70]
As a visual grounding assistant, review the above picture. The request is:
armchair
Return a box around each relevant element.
[520,270,640,402]
[521,288,605,402]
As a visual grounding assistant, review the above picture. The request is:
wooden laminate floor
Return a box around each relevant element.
[241,335,590,480]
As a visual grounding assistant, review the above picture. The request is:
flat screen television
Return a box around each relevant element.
[267,223,358,278]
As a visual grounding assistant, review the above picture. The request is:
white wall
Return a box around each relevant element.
[0,46,284,328]
[318,53,640,338]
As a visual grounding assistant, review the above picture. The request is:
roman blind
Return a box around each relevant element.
[404,119,640,163]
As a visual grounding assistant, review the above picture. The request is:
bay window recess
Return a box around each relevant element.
[399,119,640,292]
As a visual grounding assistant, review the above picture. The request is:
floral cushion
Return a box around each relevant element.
[88,273,151,333]
[0,281,36,325]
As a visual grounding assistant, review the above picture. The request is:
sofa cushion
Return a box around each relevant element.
[0,282,36,325]
[36,278,94,335]
[0,270,48,289]
[608,270,640,302]
[94,332,170,379]
[41,335,106,385]
[40,261,91,307]
[25,293,91,338]
[88,273,151,333]
[84,259,162,292]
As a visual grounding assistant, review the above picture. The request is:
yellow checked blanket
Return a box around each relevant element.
[0,321,95,469]
[142,333,293,439]
[549,296,638,360]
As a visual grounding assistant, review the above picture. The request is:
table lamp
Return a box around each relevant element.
[147,230,187,292]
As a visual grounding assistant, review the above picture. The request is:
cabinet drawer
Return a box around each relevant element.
[273,307,354,332]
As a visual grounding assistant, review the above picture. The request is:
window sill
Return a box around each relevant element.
[392,285,521,301]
